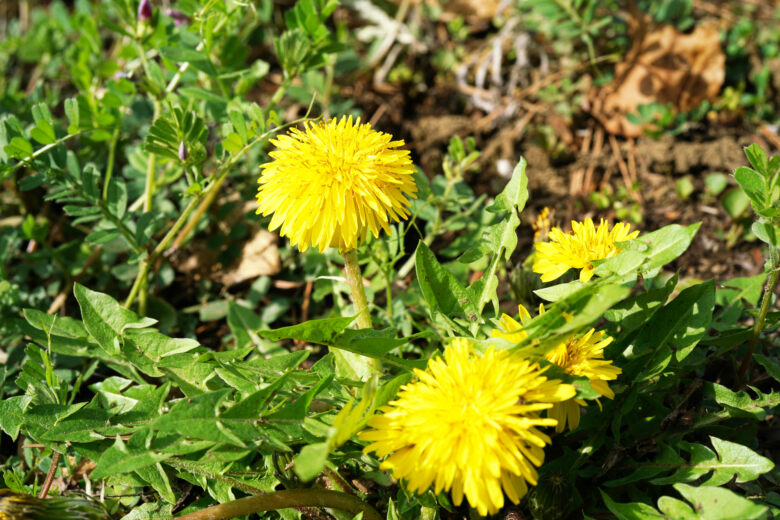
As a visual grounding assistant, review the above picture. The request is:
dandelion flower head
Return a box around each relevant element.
[533,218,639,283]
[492,305,621,432]
[358,338,575,516]
[256,116,417,252]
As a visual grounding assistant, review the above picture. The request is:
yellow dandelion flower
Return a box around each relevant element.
[358,338,575,516]
[256,116,417,252]
[533,218,639,283]
[492,305,622,432]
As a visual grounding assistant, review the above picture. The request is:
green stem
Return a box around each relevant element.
[134,41,153,86]
[384,266,395,327]
[7,131,85,176]
[266,78,291,115]
[102,107,128,201]
[736,260,779,386]
[341,249,381,377]
[124,193,202,309]
[143,99,161,212]
[174,489,383,520]
[343,249,371,329]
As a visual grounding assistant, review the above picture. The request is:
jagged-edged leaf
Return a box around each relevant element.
[74,283,156,355]
[152,389,245,447]
[673,484,767,520]
[600,490,664,519]
[92,435,171,479]
[0,395,33,439]
[703,381,780,421]
[415,241,478,320]
[649,437,773,486]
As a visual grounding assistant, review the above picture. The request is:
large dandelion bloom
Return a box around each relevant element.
[492,305,621,432]
[533,218,639,283]
[358,338,575,516]
[256,116,417,252]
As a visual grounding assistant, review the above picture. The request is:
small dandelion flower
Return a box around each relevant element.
[359,338,575,516]
[492,305,621,432]
[256,116,417,252]
[533,218,639,283]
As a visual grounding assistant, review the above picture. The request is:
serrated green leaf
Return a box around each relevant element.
[656,496,697,519]
[135,462,176,503]
[600,490,664,519]
[152,389,245,447]
[703,437,774,485]
[92,435,172,479]
[125,329,200,362]
[754,354,780,383]
[673,484,767,520]
[74,284,157,355]
[0,395,33,439]
[703,381,780,421]
[42,404,114,442]
[259,315,355,343]
[415,241,478,321]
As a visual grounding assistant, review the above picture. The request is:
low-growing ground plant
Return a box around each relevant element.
[1,1,779,519]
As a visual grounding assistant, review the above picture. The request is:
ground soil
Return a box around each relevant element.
[342,74,768,284]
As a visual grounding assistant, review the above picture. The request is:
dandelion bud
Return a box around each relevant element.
[178,141,188,160]
[137,0,152,21]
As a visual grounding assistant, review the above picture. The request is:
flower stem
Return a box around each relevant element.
[341,249,382,377]
[736,261,779,386]
[343,249,371,329]
[174,489,383,520]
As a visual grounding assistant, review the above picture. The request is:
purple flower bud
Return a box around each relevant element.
[178,141,188,160]
[113,71,131,80]
[165,8,190,26]
[137,0,152,21]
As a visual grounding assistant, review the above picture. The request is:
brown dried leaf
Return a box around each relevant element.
[589,12,725,137]
[219,228,280,286]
